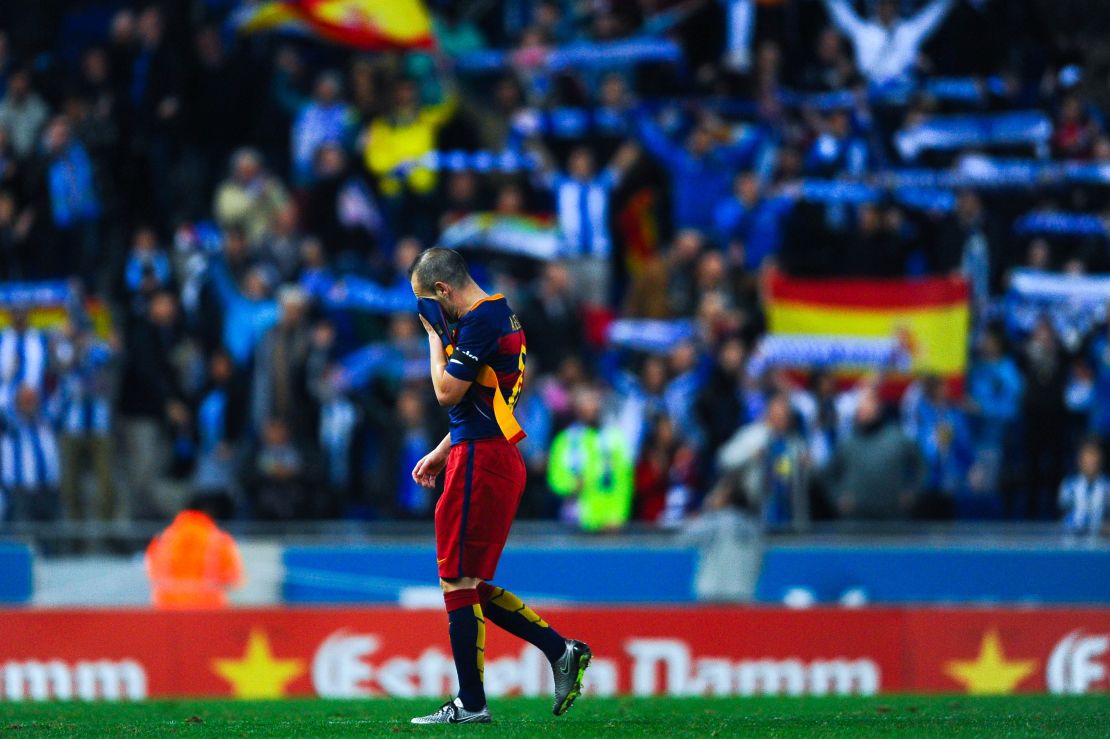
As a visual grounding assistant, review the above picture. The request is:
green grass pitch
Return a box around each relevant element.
[1,696,1106,737]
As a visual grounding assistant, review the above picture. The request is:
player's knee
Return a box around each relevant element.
[440,576,482,592]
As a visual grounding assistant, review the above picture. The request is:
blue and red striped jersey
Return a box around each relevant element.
[444,294,526,443]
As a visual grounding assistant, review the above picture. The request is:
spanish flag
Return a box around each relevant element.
[237,0,436,52]
[765,270,970,380]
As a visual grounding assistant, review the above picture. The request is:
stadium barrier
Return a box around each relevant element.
[1,607,1108,701]
[282,545,700,603]
[0,543,32,603]
[754,546,1110,605]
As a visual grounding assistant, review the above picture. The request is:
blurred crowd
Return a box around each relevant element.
[0,0,1108,536]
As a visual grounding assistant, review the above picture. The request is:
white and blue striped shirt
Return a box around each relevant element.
[52,377,112,436]
[0,328,47,396]
[320,398,358,488]
[1060,474,1109,535]
[50,340,113,436]
[555,170,617,259]
[0,415,60,491]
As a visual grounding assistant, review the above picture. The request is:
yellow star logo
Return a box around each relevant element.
[944,629,1038,695]
[211,628,306,699]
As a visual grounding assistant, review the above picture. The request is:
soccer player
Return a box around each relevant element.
[407,248,591,725]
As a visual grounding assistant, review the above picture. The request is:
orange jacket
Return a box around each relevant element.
[145,511,244,609]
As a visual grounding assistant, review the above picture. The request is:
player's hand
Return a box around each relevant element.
[412,448,448,489]
[418,315,437,336]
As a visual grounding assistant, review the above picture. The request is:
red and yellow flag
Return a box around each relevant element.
[237,0,436,52]
[765,270,970,380]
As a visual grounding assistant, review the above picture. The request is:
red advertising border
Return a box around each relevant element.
[0,607,1107,700]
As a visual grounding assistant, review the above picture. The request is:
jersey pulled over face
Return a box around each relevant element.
[444,294,526,443]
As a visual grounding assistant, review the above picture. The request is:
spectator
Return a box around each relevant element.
[121,225,172,317]
[145,500,244,608]
[822,0,955,84]
[0,32,11,93]
[548,386,634,531]
[1021,317,1068,520]
[381,386,435,519]
[713,172,790,272]
[610,354,668,457]
[245,417,309,520]
[665,229,707,317]
[192,352,246,519]
[291,71,356,187]
[52,316,116,522]
[432,4,488,57]
[0,126,20,191]
[1053,94,1100,160]
[1089,320,1110,440]
[936,191,995,321]
[41,116,102,284]
[316,372,359,518]
[206,254,279,369]
[467,75,526,151]
[636,109,763,233]
[0,69,49,160]
[842,202,906,277]
[513,379,555,519]
[348,57,384,126]
[362,75,457,199]
[803,110,870,177]
[966,326,1023,512]
[303,142,381,264]
[259,204,302,282]
[0,189,32,280]
[905,375,973,519]
[634,415,699,526]
[798,27,859,91]
[184,25,246,214]
[250,285,311,437]
[695,337,747,458]
[0,385,60,522]
[0,305,48,400]
[823,388,924,520]
[662,341,708,445]
[515,262,583,376]
[802,371,842,470]
[438,170,482,229]
[534,142,638,305]
[118,291,188,519]
[214,148,291,245]
[1059,438,1108,538]
[714,393,810,529]
[130,6,184,225]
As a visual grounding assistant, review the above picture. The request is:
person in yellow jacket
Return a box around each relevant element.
[145,501,244,609]
[548,387,634,531]
[362,75,457,198]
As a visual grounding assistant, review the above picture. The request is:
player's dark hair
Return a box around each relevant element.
[408,247,472,292]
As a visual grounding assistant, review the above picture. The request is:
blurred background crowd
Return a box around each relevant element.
[1,0,1109,535]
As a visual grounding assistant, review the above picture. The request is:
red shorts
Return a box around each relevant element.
[435,437,526,580]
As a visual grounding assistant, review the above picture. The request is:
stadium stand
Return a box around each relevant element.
[0,0,1108,547]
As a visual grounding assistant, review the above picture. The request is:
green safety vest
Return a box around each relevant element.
[548,424,634,531]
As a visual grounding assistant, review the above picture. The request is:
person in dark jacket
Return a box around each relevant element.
[1021,317,1069,519]
[695,336,747,459]
[119,290,188,518]
[515,262,583,376]
[823,388,924,520]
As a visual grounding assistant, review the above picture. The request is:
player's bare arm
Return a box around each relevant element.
[411,432,451,490]
[418,314,471,406]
